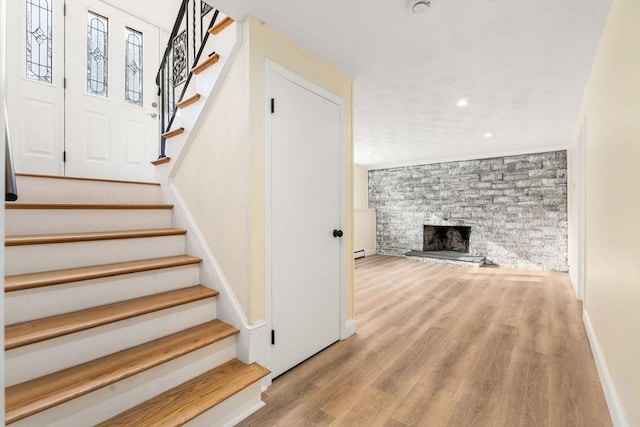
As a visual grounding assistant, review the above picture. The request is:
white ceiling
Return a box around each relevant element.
[109,0,610,169]
[211,0,611,169]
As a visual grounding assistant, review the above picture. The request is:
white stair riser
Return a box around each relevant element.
[165,133,188,162]
[6,208,173,235]
[6,235,186,275]
[186,382,264,427]
[5,265,201,324]
[15,175,162,204]
[196,23,237,95]
[6,299,217,386]
[10,337,237,427]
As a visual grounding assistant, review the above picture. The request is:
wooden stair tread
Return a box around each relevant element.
[162,127,185,139]
[5,320,239,424]
[5,255,202,292]
[5,202,173,210]
[97,359,269,427]
[208,17,234,36]
[151,156,171,166]
[5,285,219,350]
[177,93,201,109]
[5,228,187,246]
[192,53,219,75]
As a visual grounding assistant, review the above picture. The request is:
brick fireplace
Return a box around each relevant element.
[368,150,568,271]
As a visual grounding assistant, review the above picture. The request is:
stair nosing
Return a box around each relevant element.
[5,202,173,210]
[5,255,203,292]
[151,157,171,166]
[208,17,234,36]
[5,319,239,424]
[162,127,185,139]
[5,285,219,350]
[97,359,270,426]
[176,93,201,109]
[5,228,187,247]
[191,53,220,75]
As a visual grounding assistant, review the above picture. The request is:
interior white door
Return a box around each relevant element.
[64,0,160,181]
[270,71,342,378]
[7,0,65,175]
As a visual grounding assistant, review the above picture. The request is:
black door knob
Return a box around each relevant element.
[333,229,343,238]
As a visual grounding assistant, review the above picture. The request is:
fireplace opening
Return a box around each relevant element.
[423,225,471,253]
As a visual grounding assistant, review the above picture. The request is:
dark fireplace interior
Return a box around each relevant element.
[423,225,471,253]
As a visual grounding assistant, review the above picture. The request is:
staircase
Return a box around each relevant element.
[4,173,269,426]
[153,4,241,174]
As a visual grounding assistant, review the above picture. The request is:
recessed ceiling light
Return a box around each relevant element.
[366,151,372,155]
[457,99,469,107]
[484,132,493,138]
[409,0,431,14]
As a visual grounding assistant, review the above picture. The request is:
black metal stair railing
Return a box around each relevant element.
[156,0,221,160]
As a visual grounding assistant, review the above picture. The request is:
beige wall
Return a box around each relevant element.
[568,116,586,299]
[176,18,355,325]
[247,17,354,323]
[354,210,376,254]
[354,164,368,209]
[174,40,252,320]
[569,1,640,424]
[354,164,376,254]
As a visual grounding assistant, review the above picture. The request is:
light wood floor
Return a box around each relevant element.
[238,255,611,427]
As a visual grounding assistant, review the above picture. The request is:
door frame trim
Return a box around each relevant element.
[264,59,347,378]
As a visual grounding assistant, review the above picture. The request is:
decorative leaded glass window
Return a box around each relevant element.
[26,0,53,83]
[125,27,143,106]
[87,11,108,97]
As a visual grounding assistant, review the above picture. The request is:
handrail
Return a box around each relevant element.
[155,0,221,160]
[5,103,18,201]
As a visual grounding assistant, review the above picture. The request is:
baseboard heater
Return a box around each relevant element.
[354,249,365,259]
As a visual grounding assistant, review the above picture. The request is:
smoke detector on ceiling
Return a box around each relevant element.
[409,0,431,14]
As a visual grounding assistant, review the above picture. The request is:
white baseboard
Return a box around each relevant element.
[341,319,358,340]
[583,309,629,427]
[354,248,377,259]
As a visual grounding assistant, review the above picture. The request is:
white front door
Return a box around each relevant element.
[7,0,161,181]
[7,0,65,175]
[269,69,342,378]
[64,0,160,180]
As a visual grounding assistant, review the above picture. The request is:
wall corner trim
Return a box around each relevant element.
[583,309,630,427]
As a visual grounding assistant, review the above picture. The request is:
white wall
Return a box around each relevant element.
[101,0,180,31]
[1,0,7,419]
[569,1,640,425]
